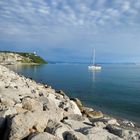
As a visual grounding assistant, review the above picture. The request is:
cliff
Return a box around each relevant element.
[0,65,140,140]
[0,51,47,64]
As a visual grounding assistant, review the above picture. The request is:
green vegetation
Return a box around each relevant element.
[19,52,47,64]
[0,51,47,64]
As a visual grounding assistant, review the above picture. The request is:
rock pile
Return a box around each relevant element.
[0,65,140,140]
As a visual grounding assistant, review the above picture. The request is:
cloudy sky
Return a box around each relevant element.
[0,0,140,63]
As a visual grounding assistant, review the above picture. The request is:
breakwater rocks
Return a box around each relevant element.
[0,65,140,140]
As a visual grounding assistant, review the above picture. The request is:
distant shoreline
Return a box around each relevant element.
[0,51,47,64]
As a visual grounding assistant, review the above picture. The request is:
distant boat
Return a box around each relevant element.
[88,48,102,70]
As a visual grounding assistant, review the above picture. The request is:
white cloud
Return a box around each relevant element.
[106,8,119,17]
[0,0,140,44]
[122,1,131,11]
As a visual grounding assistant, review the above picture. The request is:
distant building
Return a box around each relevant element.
[33,51,37,56]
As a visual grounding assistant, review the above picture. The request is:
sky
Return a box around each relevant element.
[0,0,140,63]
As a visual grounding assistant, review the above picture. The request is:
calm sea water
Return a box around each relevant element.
[7,64,140,123]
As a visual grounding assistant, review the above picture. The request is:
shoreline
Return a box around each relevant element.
[85,103,140,127]
[79,102,140,130]
[8,64,140,125]
[0,64,140,140]
[0,62,46,66]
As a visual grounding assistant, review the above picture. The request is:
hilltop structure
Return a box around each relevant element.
[0,51,47,64]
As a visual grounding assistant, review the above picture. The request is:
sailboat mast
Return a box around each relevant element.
[88,48,101,70]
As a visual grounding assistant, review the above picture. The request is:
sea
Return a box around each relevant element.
[7,63,140,123]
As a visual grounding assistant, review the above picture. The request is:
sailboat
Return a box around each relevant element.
[88,48,102,70]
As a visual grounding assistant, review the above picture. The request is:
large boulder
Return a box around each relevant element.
[45,119,72,139]
[70,98,83,109]
[81,126,123,140]
[64,114,87,121]
[90,117,120,126]
[22,97,43,111]
[106,124,140,140]
[0,108,17,139]
[7,111,49,140]
[56,90,66,96]
[69,101,82,116]
[0,97,15,108]
[47,94,62,107]
[7,103,64,140]
[62,114,92,131]
[28,132,60,140]
[37,97,50,111]
[63,131,88,140]
[0,108,17,129]
[84,110,103,119]
[63,119,92,132]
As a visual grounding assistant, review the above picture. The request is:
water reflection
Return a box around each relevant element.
[6,64,43,77]
[88,69,101,82]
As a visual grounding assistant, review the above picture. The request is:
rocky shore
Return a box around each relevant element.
[0,65,140,140]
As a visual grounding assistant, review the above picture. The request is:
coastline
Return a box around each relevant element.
[0,62,45,66]
[0,64,140,140]
[6,63,140,125]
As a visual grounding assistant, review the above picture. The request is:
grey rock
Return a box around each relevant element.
[56,90,66,96]
[0,97,15,108]
[7,107,64,139]
[106,124,140,140]
[22,97,43,111]
[69,101,82,116]
[65,114,87,121]
[90,117,120,126]
[37,97,50,111]
[63,131,88,140]
[84,110,103,119]
[28,132,60,140]
[45,120,71,139]
[63,118,92,131]
[0,108,17,128]
[122,120,135,127]
[81,126,123,140]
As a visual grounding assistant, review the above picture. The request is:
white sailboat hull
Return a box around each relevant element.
[88,65,102,70]
[88,48,101,70]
